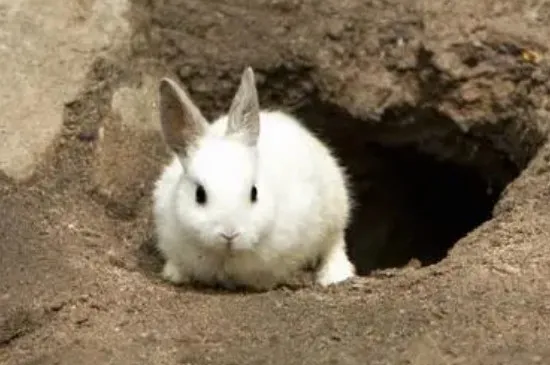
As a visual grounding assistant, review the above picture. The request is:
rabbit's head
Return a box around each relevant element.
[158,67,274,252]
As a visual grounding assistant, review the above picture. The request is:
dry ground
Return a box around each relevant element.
[2,0,550,364]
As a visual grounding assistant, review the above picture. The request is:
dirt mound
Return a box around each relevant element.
[2,0,550,363]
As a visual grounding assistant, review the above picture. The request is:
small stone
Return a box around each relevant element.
[118,319,129,327]
[70,306,89,325]
[405,258,422,269]
[76,318,88,325]
[49,300,66,312]
[326,20,346,40]
[78,294,90,303]
[74,314,88,325]
[139,331,158,342]
[329,334,342,342]
[89,300,104,310]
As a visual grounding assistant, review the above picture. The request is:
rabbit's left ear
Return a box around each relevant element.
[158,77,208,157]
[226,67,260,146]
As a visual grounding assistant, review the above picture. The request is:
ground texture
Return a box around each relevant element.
[2,0,550,364]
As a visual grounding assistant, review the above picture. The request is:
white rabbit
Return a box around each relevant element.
[152,66,356,291]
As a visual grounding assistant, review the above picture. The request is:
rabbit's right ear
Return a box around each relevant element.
[158,77,208,156]
[226,67,260,146]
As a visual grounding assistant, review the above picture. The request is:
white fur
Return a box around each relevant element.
[153,68,355,291]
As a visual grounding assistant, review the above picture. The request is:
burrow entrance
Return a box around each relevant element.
[342,144,505,275]
[295,104,521,276]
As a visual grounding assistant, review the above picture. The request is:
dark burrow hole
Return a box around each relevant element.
[342,144,504,275]
[294,106,514,276]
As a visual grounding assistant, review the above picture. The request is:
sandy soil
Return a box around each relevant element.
[1,0,550,364]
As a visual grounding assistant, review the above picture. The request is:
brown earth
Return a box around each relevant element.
[2,0,550,364]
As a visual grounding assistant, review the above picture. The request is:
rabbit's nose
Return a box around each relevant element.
[220,232,239,241]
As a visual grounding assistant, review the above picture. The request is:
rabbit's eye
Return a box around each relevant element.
[195,184,207,205]
[250,185,258,203]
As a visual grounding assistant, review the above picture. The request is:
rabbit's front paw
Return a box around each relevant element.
[161,260,189,285]
[316,240,355,287]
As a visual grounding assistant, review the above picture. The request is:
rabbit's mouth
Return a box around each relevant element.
[223,243,255,256]
[199,238,255,256]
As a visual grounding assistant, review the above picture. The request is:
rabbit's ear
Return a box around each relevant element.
[159,77,208,156]
[226,67,260,146]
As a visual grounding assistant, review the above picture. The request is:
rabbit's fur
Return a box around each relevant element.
[153,67,355,290]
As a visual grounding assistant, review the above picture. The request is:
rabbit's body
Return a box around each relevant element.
[153,67,355,290]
